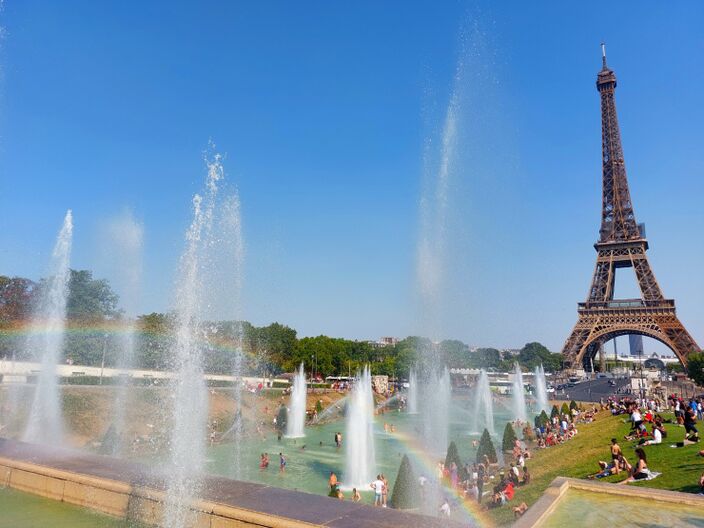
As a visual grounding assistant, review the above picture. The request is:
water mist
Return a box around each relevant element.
[23,210,73,444]
[344,366,376,488]
[512,362,527,423]
[286,363,307,438]
[163,155,225,528]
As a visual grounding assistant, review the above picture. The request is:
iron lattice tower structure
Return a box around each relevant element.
[561,46,699,370]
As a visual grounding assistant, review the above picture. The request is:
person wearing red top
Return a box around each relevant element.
[503,482,515,501]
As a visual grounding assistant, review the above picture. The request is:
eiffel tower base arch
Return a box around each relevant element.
[562,303,698,371]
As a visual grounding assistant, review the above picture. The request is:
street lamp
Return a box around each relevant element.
[99,333,108,385]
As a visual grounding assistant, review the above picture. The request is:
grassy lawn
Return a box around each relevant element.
[485,410,704,526]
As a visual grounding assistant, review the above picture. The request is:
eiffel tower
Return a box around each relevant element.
[561,45,699,371]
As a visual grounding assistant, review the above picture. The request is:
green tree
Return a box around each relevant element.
[134,312,175,370]
[517,342,557,371]
[64,270,120,321]
[687,352,704,386]
[444,441,467,481]
[475,428,497,464]
[560,402,570,416]
[538,410,550,427]
[391,455,418,510]
[502,422,518,452]
[470,348,502,369]
[569,400,578,412]
[0,276,36,323]
[439,340,470,368]
[276,405,288,433]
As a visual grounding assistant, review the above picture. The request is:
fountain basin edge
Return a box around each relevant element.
[0,438,460,528]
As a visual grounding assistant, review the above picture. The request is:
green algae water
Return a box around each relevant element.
[0,487,144,528]
[542,488,704,528]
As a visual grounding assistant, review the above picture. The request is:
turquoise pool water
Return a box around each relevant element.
[542,488,704,528]
[205,395,516,499]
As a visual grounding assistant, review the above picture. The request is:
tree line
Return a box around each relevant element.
[0,271,563,378]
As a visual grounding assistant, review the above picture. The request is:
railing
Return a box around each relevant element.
[578,299,676,310]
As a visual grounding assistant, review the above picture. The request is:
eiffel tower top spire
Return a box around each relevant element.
[596,44,641,243]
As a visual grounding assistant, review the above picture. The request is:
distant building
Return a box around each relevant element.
[501,348,521,357]
[366,337,399,349]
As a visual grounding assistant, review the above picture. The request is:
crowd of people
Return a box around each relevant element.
[584,394,704,485]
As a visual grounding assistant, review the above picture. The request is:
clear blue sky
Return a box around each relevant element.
[1,1,703,353]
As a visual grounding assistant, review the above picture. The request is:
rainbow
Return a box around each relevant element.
[0,320,246,359]
[388,428,496,527]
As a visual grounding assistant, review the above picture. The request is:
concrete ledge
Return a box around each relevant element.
[513,476,704,528]
[0,439,459,528]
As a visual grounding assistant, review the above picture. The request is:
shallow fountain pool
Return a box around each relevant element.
[205,395,517,498]
[0,487,145,528]
[541,488,704,528]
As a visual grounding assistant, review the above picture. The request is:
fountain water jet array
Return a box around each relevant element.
[286,363,307,438]
[472,369,495,435]
[512,362,527,423]
[344,366,376,489]
[23,210,73,444]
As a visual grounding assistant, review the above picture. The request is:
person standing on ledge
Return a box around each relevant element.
[370,475,385,506]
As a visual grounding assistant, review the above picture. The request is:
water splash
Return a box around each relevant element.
[414,27,466,449]
[286,363,307,438]
[471,369,495,435]
[163,154,224,528]
[23,210,73,444]
[343,366,376,488]
[104,210,143,455]
[218,189,245,478]
[512,362,527,423]
[421,366,451,454]
[534,364,549,415]
[407,367,419,414]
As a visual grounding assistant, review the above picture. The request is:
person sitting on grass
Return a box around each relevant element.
[521,465,531,486]
[640,424,663,446]
[491,478,515,506]
[624,422,648,441]
[513,502,528,518]
[620,448,651,483]
[587,454,631,479]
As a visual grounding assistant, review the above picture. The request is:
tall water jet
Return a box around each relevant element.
[163,155,224,528]
[534,364,549,414]
[103,210,143,455]
[344,366,376,488]
[220,190,245,478]
[286,363,307,438]
[414,30,465,448]
[512,363,527,423]
[23,210,73,443]
[407,367,419,414]
[471,369,494,435]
